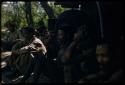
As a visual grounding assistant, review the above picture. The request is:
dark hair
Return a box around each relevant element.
[55,9,88,33]
[97,39,112,57]
[21,27,35,34]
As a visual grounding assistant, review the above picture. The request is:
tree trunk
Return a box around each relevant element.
[40,1,55,19]
[13,1,19,29]
[25,2,33,27]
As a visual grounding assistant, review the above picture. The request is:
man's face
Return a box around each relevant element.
[96,44,109,65]
[57,30,65,43]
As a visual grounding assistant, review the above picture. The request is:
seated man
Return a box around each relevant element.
[78,41,123,83]
[8,27,47,83]
[55,9,97,83]
[1,21,21,51]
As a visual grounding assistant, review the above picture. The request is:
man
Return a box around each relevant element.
[9,27,47,83]
[55,9,97,83]
[95,42,123,83]
[2,21,21,51]
[44,30,60,83]
[78,42,123,83]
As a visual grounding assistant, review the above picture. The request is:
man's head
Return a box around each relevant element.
[5,21,17,32]
[55,9,88,45]
[96,43,110,66]
[21,27,35,40]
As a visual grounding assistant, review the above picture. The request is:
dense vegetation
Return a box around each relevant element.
[1,1,69,37]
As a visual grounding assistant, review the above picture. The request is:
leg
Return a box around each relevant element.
[32,55,47,82]
[20,58,35,82]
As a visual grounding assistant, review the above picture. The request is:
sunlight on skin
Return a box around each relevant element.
[1,61,7,69]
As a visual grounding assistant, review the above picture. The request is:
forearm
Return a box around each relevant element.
[63,41,77,61]
[12,46,30,55]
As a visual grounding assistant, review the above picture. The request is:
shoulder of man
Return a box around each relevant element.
[12,41,25,50]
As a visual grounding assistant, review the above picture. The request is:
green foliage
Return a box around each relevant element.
[1,1,65,32]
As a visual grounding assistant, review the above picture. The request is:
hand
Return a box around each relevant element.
[28,45,37,51]
[73,27,83,42]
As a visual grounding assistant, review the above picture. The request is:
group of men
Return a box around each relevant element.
[1,9,123,83]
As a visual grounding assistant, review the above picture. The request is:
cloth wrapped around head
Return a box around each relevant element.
[55,9,88,33]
